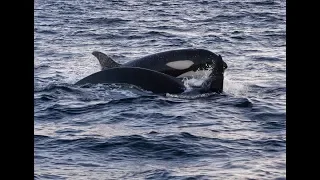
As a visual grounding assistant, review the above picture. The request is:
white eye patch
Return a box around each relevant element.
[166,60,194,70]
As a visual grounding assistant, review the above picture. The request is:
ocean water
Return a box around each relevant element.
[34,0,286,179]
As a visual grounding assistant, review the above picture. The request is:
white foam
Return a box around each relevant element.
[181,68,213,90]
[177,70,212,78]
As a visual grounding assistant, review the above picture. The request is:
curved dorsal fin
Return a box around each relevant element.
[92,51,121,70]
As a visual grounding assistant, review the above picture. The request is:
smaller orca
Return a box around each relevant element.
[75,67,186,94]
[92,49,227,78]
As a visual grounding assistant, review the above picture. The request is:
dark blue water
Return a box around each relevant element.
[34,0,286,179]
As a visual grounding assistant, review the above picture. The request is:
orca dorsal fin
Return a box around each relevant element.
[92,51,121,70]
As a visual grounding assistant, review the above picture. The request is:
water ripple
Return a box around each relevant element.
[35,0,286,179]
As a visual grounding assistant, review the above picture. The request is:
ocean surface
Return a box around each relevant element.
[34,0,286,179]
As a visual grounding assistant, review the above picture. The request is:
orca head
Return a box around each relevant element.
[178,53,228,78]
[163,49,228,79]
[215,54,228,74]
[188,51,228,74]
[199,54,227,93]
[220,55,228,71]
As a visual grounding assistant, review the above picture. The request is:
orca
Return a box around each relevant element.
[75,67,186,94]
[75,52,227,94]
[92,49,228,78]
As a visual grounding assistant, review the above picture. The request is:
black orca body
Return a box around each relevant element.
[75,67,186,94]
[75,50,227,94]
[92,49,228,78]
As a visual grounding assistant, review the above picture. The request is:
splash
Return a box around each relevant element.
[182,66,213,90]
[166,92,217,99]
[223,72,249,97]
[168,67,219,99]
[180,67,250,98]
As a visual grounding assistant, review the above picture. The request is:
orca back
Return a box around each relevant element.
[75,67,186,94]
